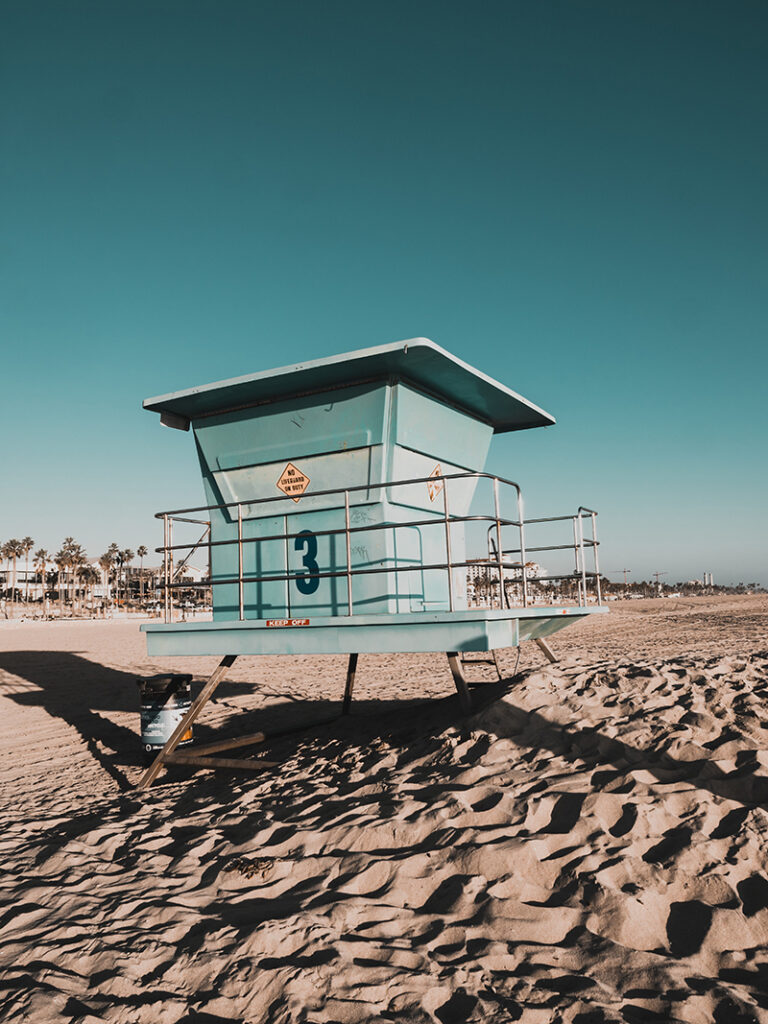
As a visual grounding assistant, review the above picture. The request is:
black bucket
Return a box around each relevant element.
[137,674,194,761]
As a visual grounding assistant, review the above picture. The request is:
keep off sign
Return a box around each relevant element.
[277,463,310,502]
[427,463,444,502]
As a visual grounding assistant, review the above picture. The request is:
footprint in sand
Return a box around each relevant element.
[609,802,637,837]
[642,826,692,865]
[737,875,768,917]
[666,899,713,956]
[710,806,749,840]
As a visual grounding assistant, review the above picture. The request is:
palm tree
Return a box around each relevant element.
[34,548,50,615]
[3,539,23,616]
[137,545,148,607]
[21,537,34,605]
[119,548,135,607]
[64,540,86,614]
[106,542,120,605]
[99,553,114,614]
[59,538,76,613]
[79,564,100,612]
[54,548,68,614]
[473,568,494,607]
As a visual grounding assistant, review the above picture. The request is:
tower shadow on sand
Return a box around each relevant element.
[1,651,766,817]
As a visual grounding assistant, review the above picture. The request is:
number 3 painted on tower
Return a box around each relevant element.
[294,530,320,594]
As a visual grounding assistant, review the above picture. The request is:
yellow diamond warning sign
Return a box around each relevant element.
[427,463,443,502]
[277,463,310,502]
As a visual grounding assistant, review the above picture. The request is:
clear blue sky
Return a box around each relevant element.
[2,1,766,585]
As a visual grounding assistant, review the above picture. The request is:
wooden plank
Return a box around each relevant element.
[137,654,238,790]
[188,730,267,756]
[163,753,277,770]
[534,638,558,664]
[342,652,359,715]
[185,715,340,765]
[447,652,472,714]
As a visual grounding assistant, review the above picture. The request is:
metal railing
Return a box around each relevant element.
[488,505,601,610]
[154,471,601,622]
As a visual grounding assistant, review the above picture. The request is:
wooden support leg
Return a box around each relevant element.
[447,652,472,714]
[491,649,503,680]
[535,638,558,664]
[137,654,237,790]
[342,652,358,715]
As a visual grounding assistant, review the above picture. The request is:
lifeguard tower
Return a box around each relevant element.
[138,339,605,788]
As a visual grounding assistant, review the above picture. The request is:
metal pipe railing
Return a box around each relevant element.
[577,514,588,607]
[344,490,353,615]
[157,511,522,557]
[580,506,602,605]
[500,541,598,556]
[517,486,529,608]
[162,514,169,622]
[283,513,290,617]
[442,480,455,611]
[572,516,582,606]
[492,477,505,609]
[237,503,244,621]
[154,469,523,520]
[158,543,601,608]
[168,517,174,620]
[154,471,601,620]
[160,559,602,591]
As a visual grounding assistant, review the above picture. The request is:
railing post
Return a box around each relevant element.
[578,513,588,606]
[168,517,174,622]
[493,477,505,609]
[237,503,244,621]
[163,514,169,623]
[206,524,212,609]
[442,479,455,612]
[517,486,528,608]
[344,490,353,615]
[591,511,602,604]
[572,515,582,605]
[284,514,291,618]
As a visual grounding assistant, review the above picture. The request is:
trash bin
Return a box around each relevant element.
[137,674,193,760]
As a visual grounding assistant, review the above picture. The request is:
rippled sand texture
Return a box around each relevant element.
[0,596,767,1023]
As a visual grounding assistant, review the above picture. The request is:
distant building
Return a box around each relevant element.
[466,558,544,606]
[466,558,542,581]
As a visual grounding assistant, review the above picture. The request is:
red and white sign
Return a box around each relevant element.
[266,618,311,628]
[427,463,444,502]
[277,463,310,502]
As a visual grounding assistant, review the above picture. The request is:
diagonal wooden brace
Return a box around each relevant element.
[137,654,238,790]
[534,638,558,664]
[447,652,472,714]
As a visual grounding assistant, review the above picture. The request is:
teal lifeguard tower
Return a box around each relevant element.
[138,339,604,787]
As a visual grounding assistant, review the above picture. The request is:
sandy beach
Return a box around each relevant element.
[1,595,767,1022]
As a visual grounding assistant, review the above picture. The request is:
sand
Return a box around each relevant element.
[0,595,767,1022]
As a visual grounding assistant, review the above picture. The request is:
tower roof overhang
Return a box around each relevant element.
[143,337,555,433]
